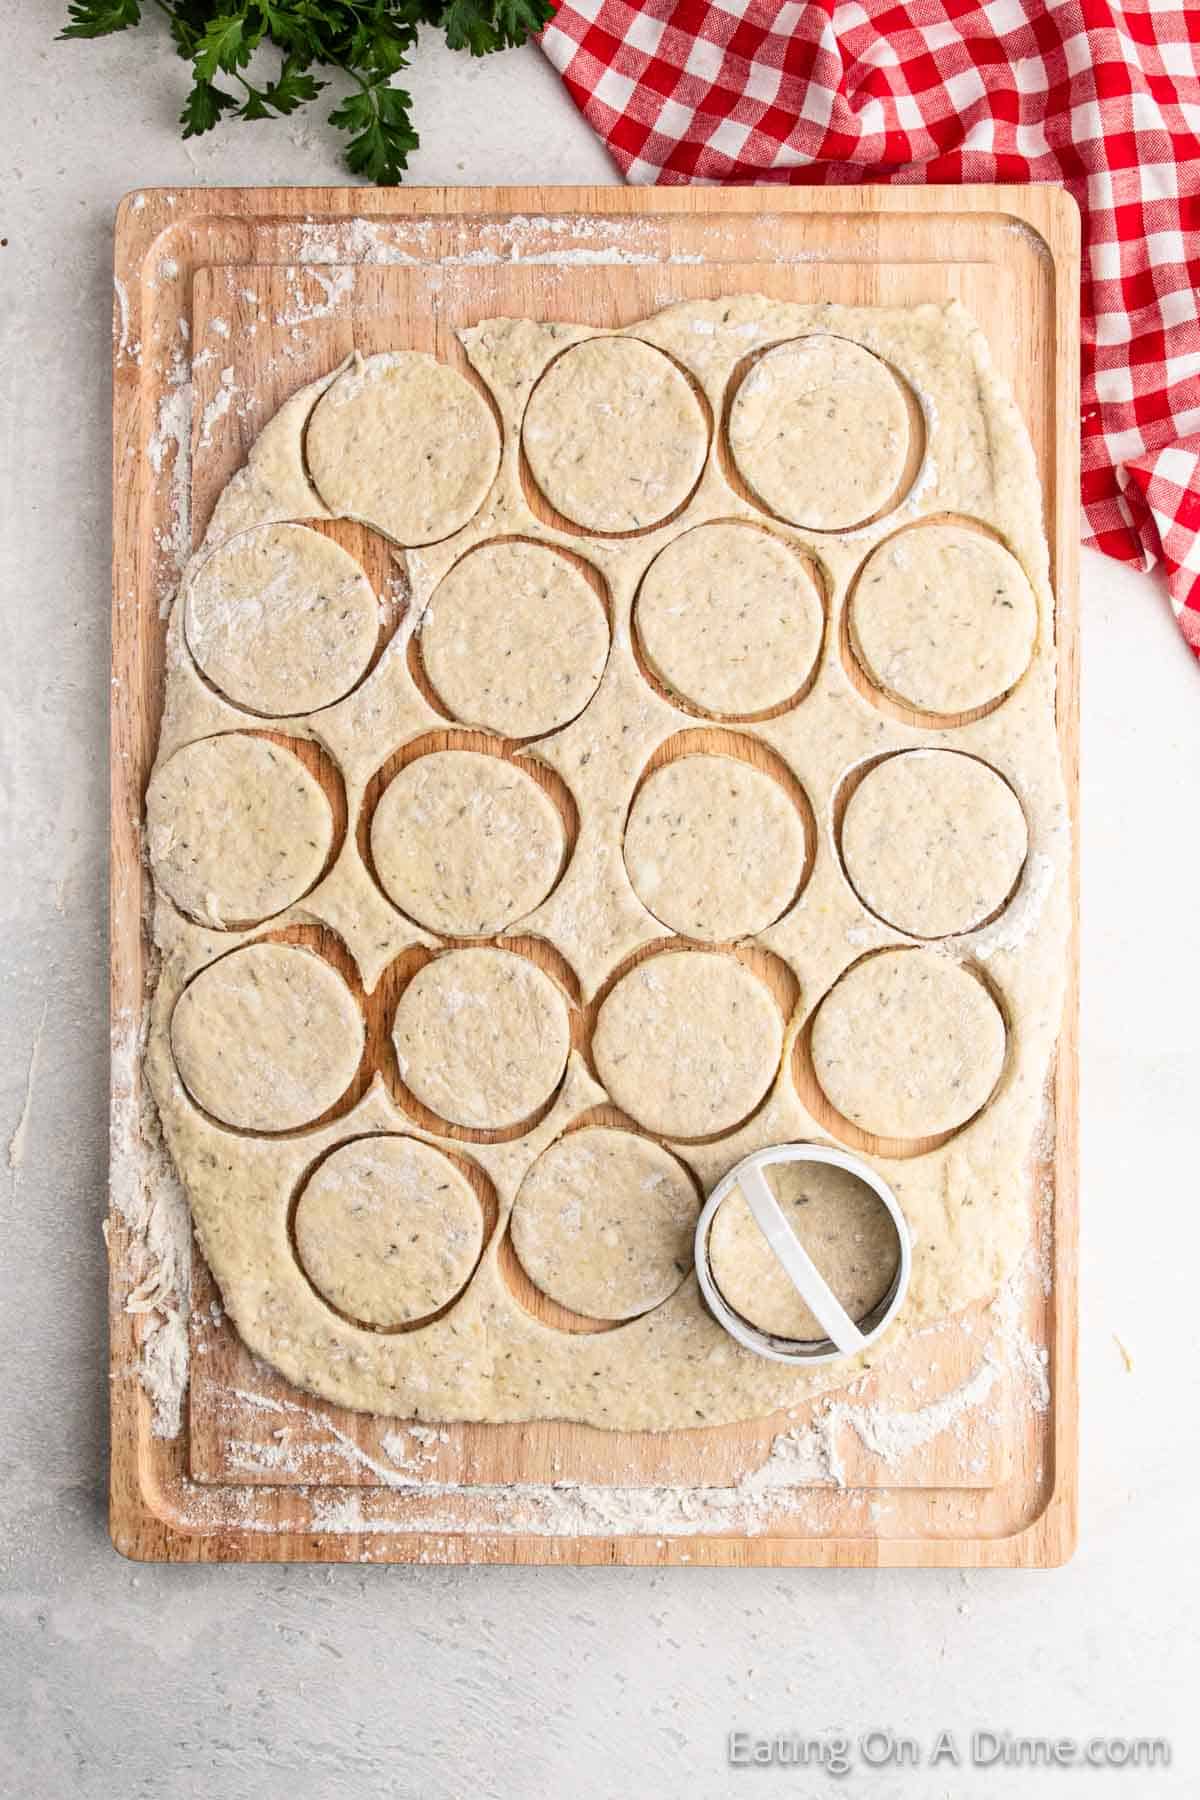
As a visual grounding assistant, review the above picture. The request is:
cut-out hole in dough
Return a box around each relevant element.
[390,947,572,1132]
[185,523,379,717]
[808,949,1006,1142]
[417,537,610,739]
[624,753,809,942]
[592,947,785,1140]
[848,522,1038,717]
[838,749,1029,940]
[495,1230,623,1336]
[305,351,501,547]
[292,1134,486,1329]
[510,1126,700,1322]
[632,520,825,720]
[710,1159,900,1342]
[370,749,566,939]
[521,337,709,535]
[727,336,915,531]
[170,940,365,1133]
[146,732,337,928]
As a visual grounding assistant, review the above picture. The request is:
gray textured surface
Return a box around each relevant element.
[3,4,1199,1794]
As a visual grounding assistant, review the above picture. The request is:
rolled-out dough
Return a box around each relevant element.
[370,750,564,938]
[420,540,609,737]
[728,336,910,530]
[391,948,571,1130]
[593,951,784,1139]
[185,523,378,716]
[170,942,364,1132]
[306,351,500,546]
[145,292,1070,1430]
[850,523,1038,714]
[709,1161,900,1340]
[624,754,807,941]
[294,1135,483,1327]
[810,949,1006,1140]
[146,733,333,927]
[635,521,824,717]
[841,750,1028,938]
[511,1127,699,1320]
[522,336,708,532]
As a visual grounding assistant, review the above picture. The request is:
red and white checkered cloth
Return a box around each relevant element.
[542,0,1200,660]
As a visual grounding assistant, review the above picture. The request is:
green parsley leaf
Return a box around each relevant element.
[262,60,324,114]
[442,0,552,56]
[193,12,261,80]
[60,0,142,37]
[181,76,238,136]
[329,80,420,184]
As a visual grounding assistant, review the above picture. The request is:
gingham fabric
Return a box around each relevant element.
[542,0,1200,660]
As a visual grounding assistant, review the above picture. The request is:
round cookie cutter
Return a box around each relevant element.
[694,1143,912,1365]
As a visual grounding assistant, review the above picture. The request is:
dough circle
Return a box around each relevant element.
[850,524,1038,714]
[511,1127,699,1320]
[624,755,807,941]
[185,523,378,716]
[294,1135,483,1328]
[593,951,783,1139]
[811,950,1005,1140]
[146,733,333,927]
[729,336,911,530]
[392,948,571,1130]
[522,337,708,533]
[371,751,565,938]
[842,750,1028,939]
[306,351,500,546]
[421,541,609,738]
[171,942,364,1132]
[710,1161,900,1340]
[635,522,824,717]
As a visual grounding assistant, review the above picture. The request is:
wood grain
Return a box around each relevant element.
[110,184,1079,1567]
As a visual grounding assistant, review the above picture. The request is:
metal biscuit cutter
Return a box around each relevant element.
[694,1142,913,1365]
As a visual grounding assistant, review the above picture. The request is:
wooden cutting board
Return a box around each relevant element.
[109,183,1079,1567]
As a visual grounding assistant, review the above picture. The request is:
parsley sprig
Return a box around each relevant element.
[60,0,555,184]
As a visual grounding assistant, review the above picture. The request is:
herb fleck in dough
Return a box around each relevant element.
[371,751,565,938]
[522,336,708,533]
[294,1136,483,1327]
[635,521,824,717]
[185,522,378,716]
[306,351,500,546]
[811,950,1006,1140]
[512,1127,699,1320]
[392,948,571,1130]
[170,942,364,1132]
[729,335,910,530]
[146,733,333,927]
[850,524,1038,714]
[421,540,609,737]
[842,750,1028,939]
[624,755,807,941]
[593,952,784,1139]
[710,1161,900,1340]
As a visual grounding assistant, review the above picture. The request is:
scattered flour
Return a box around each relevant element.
[113,276,130,355]
[145,344,192,617]
[110,1006,193,1437]
[197,365,238,452]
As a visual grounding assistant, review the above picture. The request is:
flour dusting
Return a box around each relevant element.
[110,1006,193,1437]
